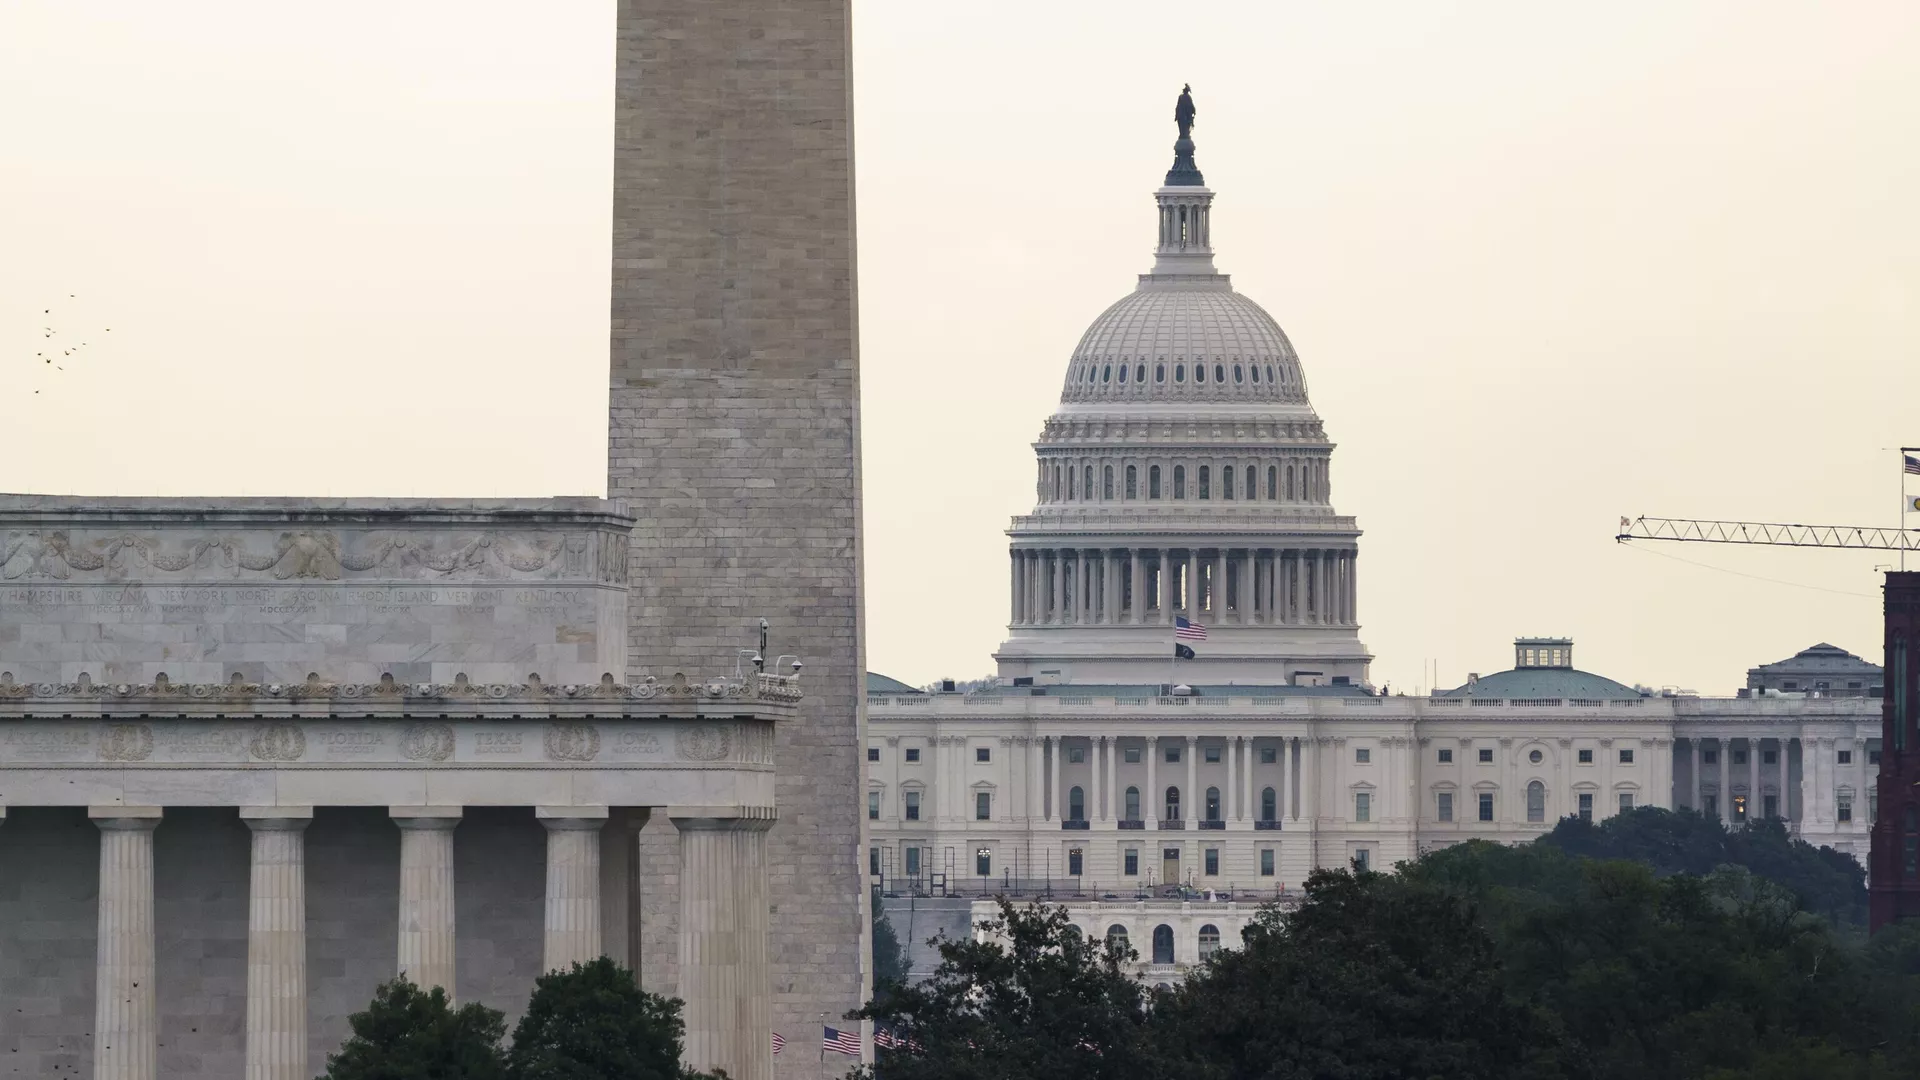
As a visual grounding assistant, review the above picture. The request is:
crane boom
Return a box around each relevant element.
[1616,515,1920,551]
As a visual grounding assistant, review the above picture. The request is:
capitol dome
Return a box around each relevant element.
[1061,287,1310,405]
[997,89,1369,690]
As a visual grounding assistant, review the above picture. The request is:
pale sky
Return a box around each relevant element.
[6,2,1919,695]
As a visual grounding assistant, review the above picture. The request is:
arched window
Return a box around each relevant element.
[1222,467,1234,500]
[1083,466,1093,501]
[1054,465,1063,501]
[1106,924,1129,952]
[1267,466,1277,500]
[1069,786,1086,822]
[1102,364,1112,383]
[1195,363,1206,384]
[1173,466,1186,499]
[1266,364,1276,384]
[1125,465,1137,499]
[1214,363,1226,384]
[1149,466,1162,499]
[1066,467,1074,500]
[1527,780,1546,823]
[1198,924,1221,960]
[1233,364,1244,384]
[1125,786,1141,820]
[1165,786,1182,821]
[1198,466,1210,500]
[1103,466,1114,501]
[1117,363,1128,383]
[1286,464,1295,501]
[1137,363,1146,383]
[1152,924,1175,964]
[1261,787,1277,822]
[1175,363,1186,383]
[1156,363,1166,383]
[1205,787,1221,821]
[1246,466,1258,501]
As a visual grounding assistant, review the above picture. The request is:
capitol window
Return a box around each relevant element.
[1125,787,1141,820]
[1103,466,1114,500]
[1068,848,1083,875]
[1619,793,1635,814]
[1250,364,1260,383]
[1136,364,1146,383]
[1084,466,1093,500]
[1204,746,1221,763]
[1223,467,1234,500]
[1198,466,1210,499]
[1156,363,1166,383]
[1125,747,1141,763]
[1619,748,1634,764]
[1839,793,1853,822]
[1527,781,1545,823]
[1437,792,1453,822]
[1260,747,1277,764]
[1577,793,1592,821]
[1578,749,1593,764]
[1478,748,1493,764]
[976,849,991,877]
[1246,466,1257,500]
[1260,849,1275,876]
[1478,792,1495,821]
[1166,746,1181,763]
[1068,787,1085,821]
[1175,363,1186,383]
[1125,465,1137,499]
[1261,787,1277,821]
[867,747,879,761]
[1215,363,1226,383]
[1069,747,1084,764]
[1438,748,1453,763]
[1205,787,1221,821]
[976,746,991,762]
[1102,364,1112,382]
[1234,364,1244,383]
[904,791,921,821]
[1839,749,1852,764]
[1118,363,1127,383]
[976,792,992,820]
[1165,787,1181,820]
[1703,749,1718,764]
[1124,849,1139,875]
[1354,792,1371,822]
[1529,749,1542,764]
[1204,849,1219,876]
[905,748,920,762]
[1149,465,1162,499]
[868,791,880,820]
[1173,466,1186,499]
[1267,466,1277,500]
[1267,364,1277,383]
[1195,363,1206,383]
[1355,747,1370,764]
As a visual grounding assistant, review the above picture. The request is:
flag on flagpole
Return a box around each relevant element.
[771,1032,784,1055]
[1906,495,1920,514]
[1175,616,1208,641]
[1174,643,1196,660]
[1905,454,1920,476]
[823,1026,862,1056]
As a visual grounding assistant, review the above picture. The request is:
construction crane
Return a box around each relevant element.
[1616,516,1920,552]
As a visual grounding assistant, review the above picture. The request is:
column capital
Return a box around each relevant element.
[537,806,611,830]
[90,805,162,830]
[669,805,779,832]
[241,806,314,831]
[391,806,462,829]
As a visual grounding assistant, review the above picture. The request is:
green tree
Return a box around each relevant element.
[318,976,507,1080]
[1153,866,1565,1080]
[505,956,709,1080]
[873,901,908,986]
[847,899,1151,1080]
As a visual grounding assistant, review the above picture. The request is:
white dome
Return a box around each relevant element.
[1059,282,1311,405]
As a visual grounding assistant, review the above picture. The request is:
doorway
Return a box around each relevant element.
[1162,847,1181,885]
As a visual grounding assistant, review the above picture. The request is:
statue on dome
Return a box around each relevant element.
[1175,84,1197,139]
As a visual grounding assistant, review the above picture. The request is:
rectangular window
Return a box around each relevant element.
[1166,747,1181,763]
[870,847,880,876]
[1733,750,1748,765]
[1619,793,1634,813]
[1068,848,1083,876]
[1260,849,1275,876]
[976,747,991,763]
[975,849,991,877]
[867,791,880,820]
[867,747,879,762]
[1477,748,1493,764]
[1260,747,1278,764]
[1839,749,1853,765]
[904,791,921,821]
[1703,749,1718,764]
[1578,793,1593,821]
[1069,748,1085,764]
[1199,466,1210,499]
[1478,793,1495,822]
[975,792,991,820]
[1353,848,1371,873]
[905,748,921,763]
[1762,749,1776,765]
[905,847,921,876]
[1619,749,1634,764]
[1839,795,1853,823]
[1437,792,1454,822]
[1438,748,1453,763]
[1125,747,1142,764]
[1355,748,1371,764]
[1124,849,1139,876]
[1355,792,1371,823]
[1871,748,1883,765]
[1204,849,1220,876]
[1578,749,1593,764]
[1205,746,1222,763]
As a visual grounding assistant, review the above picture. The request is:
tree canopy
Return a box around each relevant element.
[506,957,708,1080]
[317,977,508,1080]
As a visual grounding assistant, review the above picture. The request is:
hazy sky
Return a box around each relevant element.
[6,2,1919,695]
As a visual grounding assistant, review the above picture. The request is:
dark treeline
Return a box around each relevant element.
[851,808,1920,1080]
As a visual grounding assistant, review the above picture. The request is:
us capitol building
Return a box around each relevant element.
[865,101,1883,922]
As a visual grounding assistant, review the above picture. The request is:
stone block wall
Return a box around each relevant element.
[610,2,870,1072]
[0,498,633,687]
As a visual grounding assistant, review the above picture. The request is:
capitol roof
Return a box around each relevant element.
[1060,286,1310,406]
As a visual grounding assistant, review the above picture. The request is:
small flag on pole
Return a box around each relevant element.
[771,1032,784,1055]
[823,1026,862,1056]
[1174,643,1196,660]
[1906,495,1920,514]
[874,1028,921,1051]
[1905,454,1920,476]
[1175,616,1208,641]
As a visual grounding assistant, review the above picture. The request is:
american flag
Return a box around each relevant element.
[771,1031,784,1055]
[1175,616,1208,641]
[1906,454,1920,476]
[823,1026,862,1056]
[875,1028,922,1052]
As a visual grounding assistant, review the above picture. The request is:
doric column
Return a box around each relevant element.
[1010,549,1022,625]
[538,807,607,972]
[92,807,161,1080]
[1146,736,1160,827]
[1185,735,1198,822]
[1049,550,1063,624]
[1289,552,1303,624]
[673,808,776,1080]
[1027,550,1041,624]
[1159,549,1175,623]
[243,808,312,1080]
[1690,738,1702,811]
[1186,549,1200,620]
[392,807,459,994]
[1242,549,1256,624]
[1049,736,1061,822]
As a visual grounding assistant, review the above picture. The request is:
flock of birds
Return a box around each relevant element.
[32,294,107,394]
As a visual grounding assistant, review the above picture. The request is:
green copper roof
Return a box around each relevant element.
[866,672,925,695]
[1440,667,1641,700]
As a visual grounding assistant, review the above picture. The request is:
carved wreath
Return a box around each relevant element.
[249,724,307,762]
[543,723,601,762]
[399,723,456,762]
